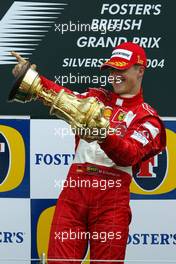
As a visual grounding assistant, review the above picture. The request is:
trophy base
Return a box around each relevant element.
[8,62,31,102]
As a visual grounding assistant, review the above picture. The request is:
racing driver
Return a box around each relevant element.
[12,42,166,264]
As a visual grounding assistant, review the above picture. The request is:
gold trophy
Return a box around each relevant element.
[9,62,110,141]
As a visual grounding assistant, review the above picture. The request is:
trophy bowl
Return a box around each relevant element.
[8,62,32,102]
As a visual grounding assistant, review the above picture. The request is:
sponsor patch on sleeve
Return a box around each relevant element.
[142,122,159,138]
[131,131,149,146]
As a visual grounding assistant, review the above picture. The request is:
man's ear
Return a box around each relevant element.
[138,66,145,78]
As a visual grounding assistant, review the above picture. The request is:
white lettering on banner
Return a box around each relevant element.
[55,19,142,35]
[91,19,142,33]
[147,59,165,68]
[77,37,161,48]
[77,37,127,48]
[111,49,132,60]
[133,37,161,48]
[101,4,161,15]
[62,58,107,68]
[61,58,165,69]
[131,131,149,146]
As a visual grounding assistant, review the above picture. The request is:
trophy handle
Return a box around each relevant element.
[8,61,31,102]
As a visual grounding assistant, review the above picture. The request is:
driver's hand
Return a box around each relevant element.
[11,51,37,77]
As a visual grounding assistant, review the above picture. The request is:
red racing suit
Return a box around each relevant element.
[40,76,166,264]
